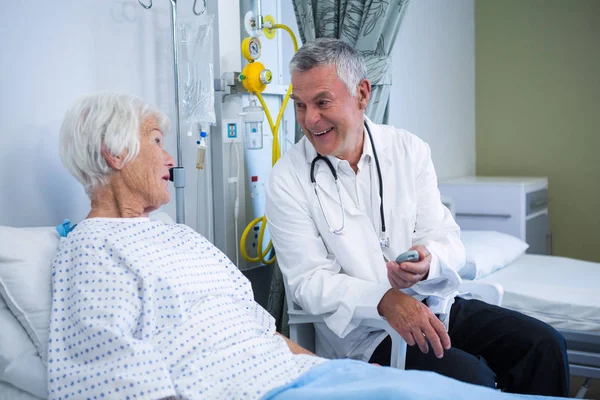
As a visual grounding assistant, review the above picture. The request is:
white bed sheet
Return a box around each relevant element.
[479,254,600,333]
[0,381,42,400]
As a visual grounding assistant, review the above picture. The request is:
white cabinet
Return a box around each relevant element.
[439,177,552,255]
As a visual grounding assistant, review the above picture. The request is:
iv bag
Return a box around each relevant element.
[179,14,216,128]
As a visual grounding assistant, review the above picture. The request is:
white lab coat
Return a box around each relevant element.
[265,118,466,361]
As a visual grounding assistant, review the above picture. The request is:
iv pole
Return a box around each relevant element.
[137,0,207,224]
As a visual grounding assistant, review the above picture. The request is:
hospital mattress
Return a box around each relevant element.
[479,254,600,333]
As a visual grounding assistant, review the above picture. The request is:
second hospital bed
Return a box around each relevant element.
[478,253,600,385]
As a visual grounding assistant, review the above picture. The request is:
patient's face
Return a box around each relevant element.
[119,117,174,212]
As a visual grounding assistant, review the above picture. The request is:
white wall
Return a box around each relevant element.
[277,0,476,179]
[389,0,475,180]
[0,0,475,234]
[0,0,294,267]
[0,1,204,228]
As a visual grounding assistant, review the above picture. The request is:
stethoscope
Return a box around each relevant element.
[310,120,389,248]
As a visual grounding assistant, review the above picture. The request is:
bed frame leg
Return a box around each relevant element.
[575,378,592,399]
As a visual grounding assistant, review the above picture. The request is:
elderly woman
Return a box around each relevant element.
[49,92,323,399]
[48,93,562,400]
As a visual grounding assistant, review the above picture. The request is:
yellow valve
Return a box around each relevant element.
[241,61,270,93]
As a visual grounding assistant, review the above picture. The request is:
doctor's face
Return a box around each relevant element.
[291,65,371,160]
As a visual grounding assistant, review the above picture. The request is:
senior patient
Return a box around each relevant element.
[48,93,564,400]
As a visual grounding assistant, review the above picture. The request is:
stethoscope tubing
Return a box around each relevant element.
[310,120,386,237]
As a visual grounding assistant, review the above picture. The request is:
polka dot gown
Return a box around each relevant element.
[47,218,324,400]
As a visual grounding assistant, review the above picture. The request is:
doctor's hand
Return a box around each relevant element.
[377,289,451,358]
[386,245,431,289]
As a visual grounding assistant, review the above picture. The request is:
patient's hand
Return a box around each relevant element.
[276,332,316,356]
[377,290,451,358]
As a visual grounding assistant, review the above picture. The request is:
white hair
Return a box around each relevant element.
[289,38,367,96]
[59,92,170,196]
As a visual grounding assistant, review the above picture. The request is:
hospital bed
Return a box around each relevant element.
[439,193,599,397]
[478,253,600,398]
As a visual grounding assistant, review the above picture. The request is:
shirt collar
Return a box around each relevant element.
[326,125,373,172]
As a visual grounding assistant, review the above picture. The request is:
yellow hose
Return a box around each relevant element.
[274,24,299,52]
[255,92,275,133]
[240,24,298,265]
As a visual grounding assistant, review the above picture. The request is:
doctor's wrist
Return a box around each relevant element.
[377,289,408,317]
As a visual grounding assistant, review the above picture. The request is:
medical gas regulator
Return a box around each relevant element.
[238,36,272,150]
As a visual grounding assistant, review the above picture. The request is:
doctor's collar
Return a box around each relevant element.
[324,126,373,173]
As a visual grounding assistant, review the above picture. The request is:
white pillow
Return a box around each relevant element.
[460,230,529,279]
[0,297,47,398]
[0,226,59,363]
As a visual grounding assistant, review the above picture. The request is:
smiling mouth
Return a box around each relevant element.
[312,127,333,136]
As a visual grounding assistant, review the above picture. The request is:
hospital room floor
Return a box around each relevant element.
[570,377,599,398]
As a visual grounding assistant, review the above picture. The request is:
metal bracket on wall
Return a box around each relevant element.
[214,72,247,101]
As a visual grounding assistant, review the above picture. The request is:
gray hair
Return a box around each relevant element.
[59,92,170,196]
[289,38,367,96]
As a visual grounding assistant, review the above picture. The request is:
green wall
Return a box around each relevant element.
[475,0,600,262]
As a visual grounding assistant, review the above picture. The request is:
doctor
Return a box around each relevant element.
[265,38,569,397]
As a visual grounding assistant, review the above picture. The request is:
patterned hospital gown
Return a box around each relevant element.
[47,218,324,400]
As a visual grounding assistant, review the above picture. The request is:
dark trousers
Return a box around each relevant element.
[368,297,570,397]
